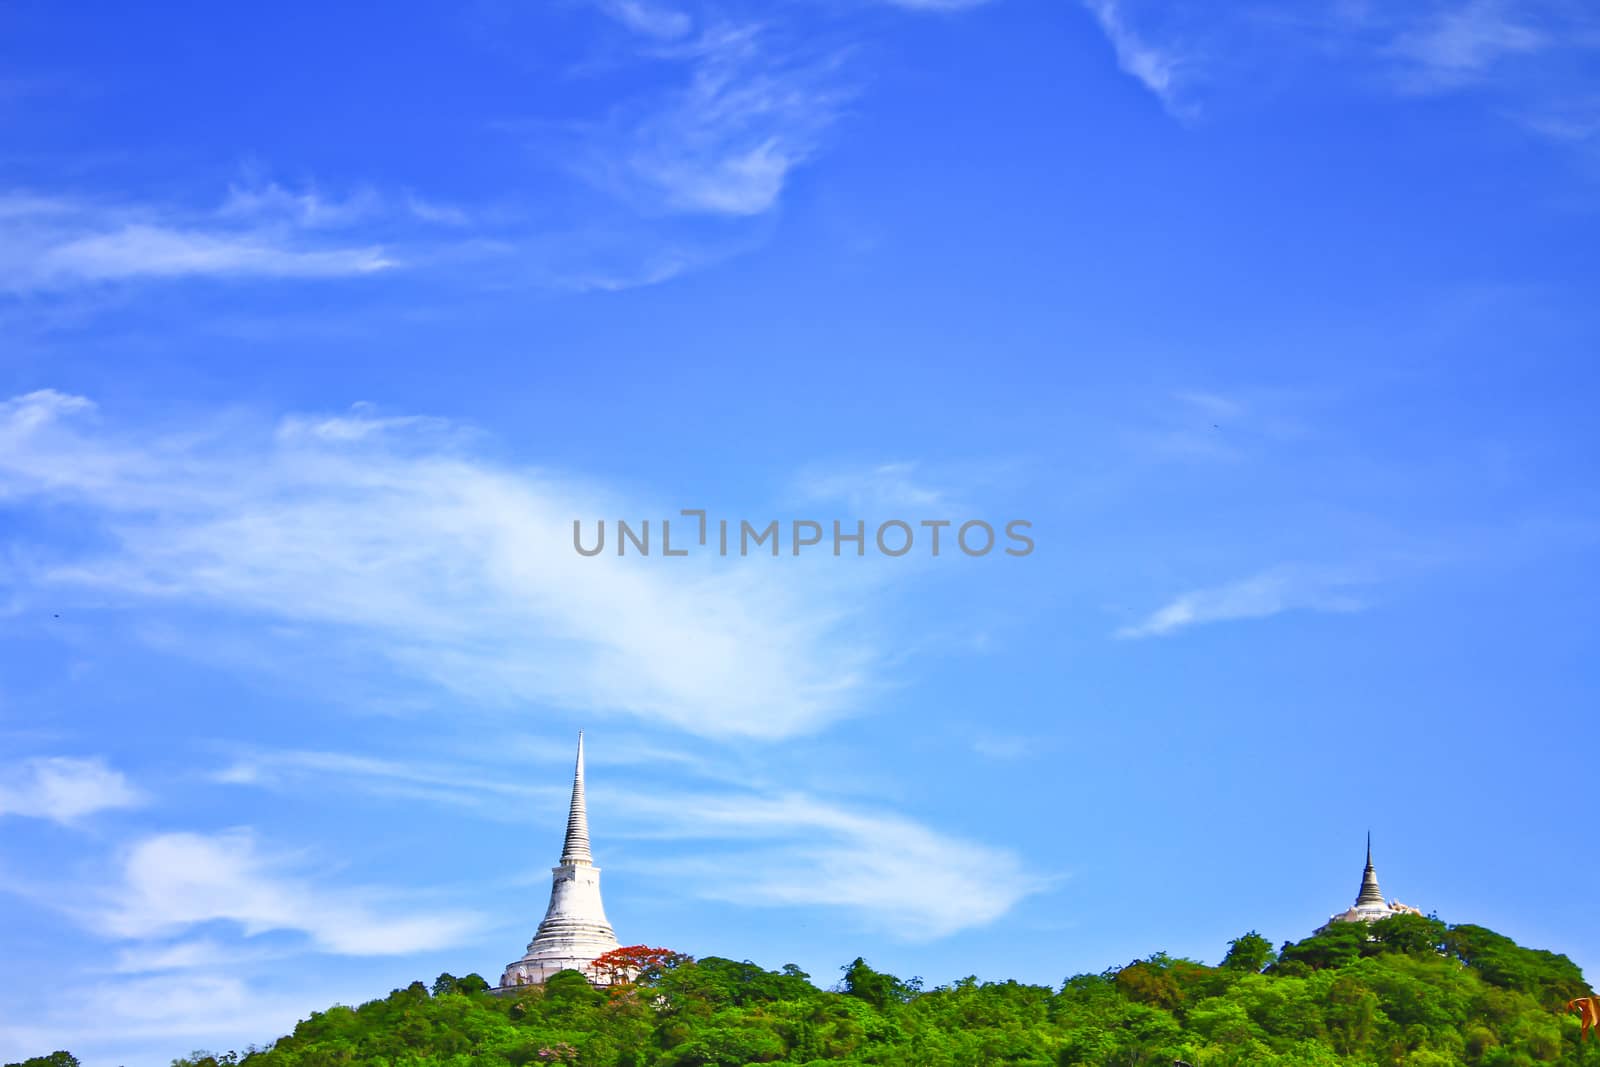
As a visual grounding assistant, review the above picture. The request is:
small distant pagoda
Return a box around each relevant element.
[499,732,621,987]
[1318,833,1422,932]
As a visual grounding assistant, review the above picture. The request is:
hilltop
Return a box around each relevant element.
[10,915,1598,1067]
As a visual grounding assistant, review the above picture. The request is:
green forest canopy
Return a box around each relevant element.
[11,915,1598,1067]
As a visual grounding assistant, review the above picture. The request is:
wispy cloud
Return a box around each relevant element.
[0,971,368,1064]
[1081,0,1191,116]
[795,461,948,512]
[1320,2,1600,142]
[0,390,881,740]
[216,744,1045,940]
[880,0,994,10]
[99,829,480,955]
[588,24,852,216]
[635,790,1049,940]
[1116,565,1370,639]
[38,225,394,283]
[0,756,143,823]
[595,0,693,40]
[110,938,283,975]
[211,749,562,814]
[1370,3,1600,144]
[1123,387,1315,464]
[1512,96,1600,142]
[0,176,733,301]
[1385,0,1548,94]
[404,192,473,226]
[1173,390,1245,421]
[1074,2,1599,144]
[219,180,383,229]
[0,188,398,292]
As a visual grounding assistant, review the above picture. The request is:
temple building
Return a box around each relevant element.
[499,732,621,987]
[1318,834,1423,932]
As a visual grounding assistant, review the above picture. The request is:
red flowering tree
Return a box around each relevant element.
[591,944,690,987]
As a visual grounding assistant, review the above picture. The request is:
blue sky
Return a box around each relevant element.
[2,0,1599,1063]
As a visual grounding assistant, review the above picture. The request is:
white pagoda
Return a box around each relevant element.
[1318,834,1423,932]
[499,732,621,987]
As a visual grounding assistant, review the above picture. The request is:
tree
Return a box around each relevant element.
[3,1055,79,1067]
[1221,931,1276,973]
[161,918,1592,1067]
[1114,959,1184,1010]
[592,944,692,986]
[1277,922,1369,970]
[1325,975,1379,1056]
[1443,923,1590,1008]
[839,957,913,1010]
[1367,912,1446,957]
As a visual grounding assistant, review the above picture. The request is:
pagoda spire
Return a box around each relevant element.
[499,730,618,988]
[1355,831,1385,906]
[561,731,593,865]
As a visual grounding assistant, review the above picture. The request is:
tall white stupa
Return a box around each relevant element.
[1317,833,1423,932]
[499,732,621,987]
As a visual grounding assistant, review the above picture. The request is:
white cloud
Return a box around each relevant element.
[564,252,694,291]
[0,756,143,823]
[1116,565,1369,639]
[0,971,367,1067]
[1513,97,1600,142]
[111,938,262,974]
[101,830,480,955]
[37,224,394,282]
[634,790,1048,940]
[404,192,473,226]
[594,24,851,216]
[0,192,77,220]
[1323,2,1598,142]
[880,0,993,10]
[596,0,693,40]
[1070,2,1594,142]
[211,748,562,813]
[0,189,397,291]
[1388,0,1547,93]
[1081,0,1190,115]
[277,404,456,443]
[0,177,719,299]
[796,461,948,512]
[219,180,382,229]
[0,390,881,740]
[1121,387,1316,464]
[1174,390,1245,421]
[216,745,1045,941]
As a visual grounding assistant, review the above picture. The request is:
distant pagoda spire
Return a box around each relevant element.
[1319,830,1422,933]
[1355,831,1385,906]
[561,731,592,865]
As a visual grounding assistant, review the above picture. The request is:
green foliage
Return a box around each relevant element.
[1367,913,1448,957]
[3,1054,80,1067]
[433,972,493,997]
[1278,921,1372,971]
[1221,930,1276,973]
[160,920,1597,1067]
[838,957,918,1011]
[1444,924,1591,1009]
